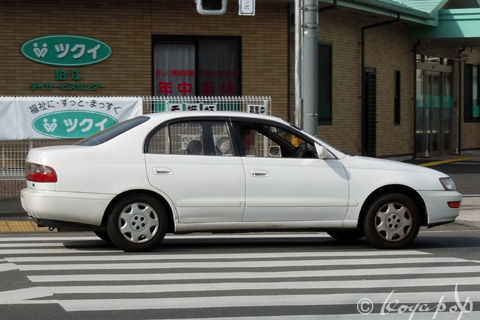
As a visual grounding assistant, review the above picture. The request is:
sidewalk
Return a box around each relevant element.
[0,196,479,232]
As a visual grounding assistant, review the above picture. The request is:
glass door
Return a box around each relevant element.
[415,64,453,157]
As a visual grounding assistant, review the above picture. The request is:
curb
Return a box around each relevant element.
[420,157,474,167]
[0,221,48,232]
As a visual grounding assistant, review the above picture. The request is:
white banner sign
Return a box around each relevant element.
[0,97,142,140]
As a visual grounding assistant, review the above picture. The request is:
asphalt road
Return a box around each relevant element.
[1,230,480,320]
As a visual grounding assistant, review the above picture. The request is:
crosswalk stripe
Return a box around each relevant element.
[27,265,480,283]
[50,291,480,311]
[149,314,480,320]
[0,242,73,248]
[0,236,100,242]
[0,233,330,242]
[6,250,430,262]
[1,233,478,318]
[5,277,480,297]
[0,248,119,255]
[15,257,466,271]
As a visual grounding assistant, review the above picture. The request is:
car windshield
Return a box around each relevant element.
[75,116,149,146]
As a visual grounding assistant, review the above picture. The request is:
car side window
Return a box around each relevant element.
[147,120,233,157]
[234,121,317,159]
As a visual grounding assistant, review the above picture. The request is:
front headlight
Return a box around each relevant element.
[439,177,456,191]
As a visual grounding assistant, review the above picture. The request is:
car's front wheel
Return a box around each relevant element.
[363,193,420,249]
[107,195,167,252]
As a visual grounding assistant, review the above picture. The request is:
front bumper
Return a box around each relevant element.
[418,190,462,226]
[21,188,113,227]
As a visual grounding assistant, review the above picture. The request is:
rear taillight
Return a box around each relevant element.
[25,162,57,182]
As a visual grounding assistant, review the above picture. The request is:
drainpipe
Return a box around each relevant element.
[457,46,466,155]
[413,39,420,157]
[287,3,291,123]
[361,13,400,155]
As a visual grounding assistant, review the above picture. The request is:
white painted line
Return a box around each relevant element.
[52,291,480,311]
[8,277,480,297]
[28,265,480,283]
[0,242,71,248]
[147,313,480,320]
[0,236,99,242]
[0,248,120,255]
[0,263,17,272]
[6,250,430,263]
[164,233,331,239]
[0,233,330,243]
[16,257,466,271]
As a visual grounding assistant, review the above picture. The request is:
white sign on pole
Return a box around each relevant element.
[239,0,255,16]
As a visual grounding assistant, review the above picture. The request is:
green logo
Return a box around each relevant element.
[21,35,112,66]
[33,111,118,138]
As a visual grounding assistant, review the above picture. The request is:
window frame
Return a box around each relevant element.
[144,117,239,156]
[229,118,319,158]
[394,70,401,125]
[318,41,333,125]
[151,35,242,97]
[144,116,320,159]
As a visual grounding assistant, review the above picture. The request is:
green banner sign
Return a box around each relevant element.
[33,110,118,138]
[21,35,112,66]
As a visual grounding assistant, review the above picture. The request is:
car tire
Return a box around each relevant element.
[94,230,111,243]
[363,193,420,249]
[107,195,167,252]
[327,229,364,241]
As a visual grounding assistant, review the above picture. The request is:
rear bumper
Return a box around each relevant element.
[418,190,462,226]
[21,188,113,227]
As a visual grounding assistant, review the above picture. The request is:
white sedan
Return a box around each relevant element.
[21,112,462,251]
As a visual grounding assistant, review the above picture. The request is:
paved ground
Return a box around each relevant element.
[1,231,480,319]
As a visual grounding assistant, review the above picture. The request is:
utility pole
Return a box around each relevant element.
[294,0,303,128]
[302,0,319,136]
[295,0,318,136]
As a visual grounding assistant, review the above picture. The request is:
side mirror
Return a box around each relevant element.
[315,143,329,159]
[268,145,281,158]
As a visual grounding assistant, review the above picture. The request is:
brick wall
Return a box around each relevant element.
[302,7,415,157]
[0,0,288,118]
[0,0,477,165]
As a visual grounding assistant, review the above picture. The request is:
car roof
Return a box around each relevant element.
[144,111,290,125]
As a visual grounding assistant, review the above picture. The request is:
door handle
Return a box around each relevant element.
[154,168,172,175]
[250,169,269,177]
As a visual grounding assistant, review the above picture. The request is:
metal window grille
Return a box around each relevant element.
[0,96,271,198]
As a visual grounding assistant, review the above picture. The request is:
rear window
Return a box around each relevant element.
[75,116,149,146]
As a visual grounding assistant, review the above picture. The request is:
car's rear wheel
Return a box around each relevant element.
[107,195,167,252]
[94,230,111,242]
[363,193,420,249]
[327,229,364,241]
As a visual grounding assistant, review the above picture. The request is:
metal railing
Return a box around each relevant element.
[0,96,271,197]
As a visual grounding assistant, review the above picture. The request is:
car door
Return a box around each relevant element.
[145,119,245,224]
[232,119,349,223]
